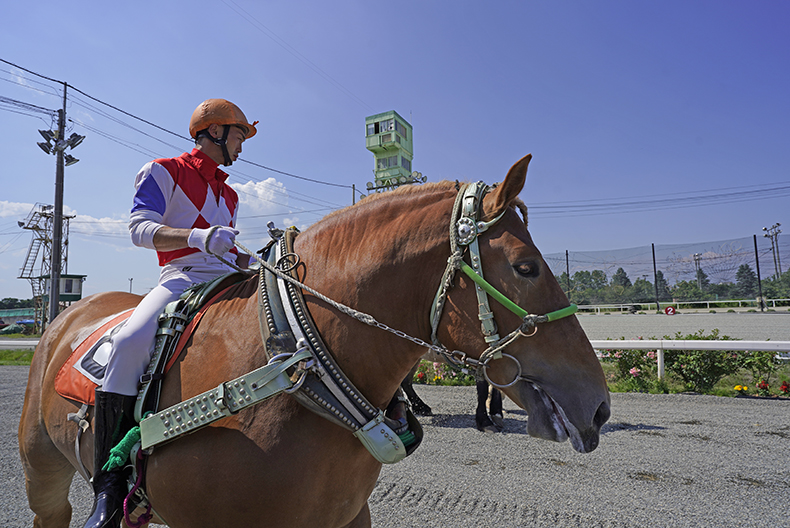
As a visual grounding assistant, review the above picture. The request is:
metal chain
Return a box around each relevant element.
[230,241,453,359]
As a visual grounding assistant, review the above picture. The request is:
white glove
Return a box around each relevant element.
[187,226,239,255]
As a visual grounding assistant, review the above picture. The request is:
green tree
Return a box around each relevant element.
[734,264,758,299]
[571,270,593,291]
[671,280,708,301]
[655,270,671,301]
[696,268,711,291]
[708,282,735,300]
[0,298,34,309]
[629,277,654,303]
[611,268,631,288]
[760,269,790,299]
[590,270,607,290]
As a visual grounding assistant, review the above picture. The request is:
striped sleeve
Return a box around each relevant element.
[128,162,174,248]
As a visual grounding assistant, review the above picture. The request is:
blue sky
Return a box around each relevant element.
[1,1,788,300]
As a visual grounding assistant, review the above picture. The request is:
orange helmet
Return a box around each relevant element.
[189,99,258,139]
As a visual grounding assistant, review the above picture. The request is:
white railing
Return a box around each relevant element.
[589,340,790,380]
[578,298,790,313]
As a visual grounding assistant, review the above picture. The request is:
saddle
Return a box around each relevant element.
[53,271,250,409]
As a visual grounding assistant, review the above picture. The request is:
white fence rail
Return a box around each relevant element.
[578,298,790,313]
[589,340,790,380]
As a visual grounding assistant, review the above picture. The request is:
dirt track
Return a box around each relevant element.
[4,365,788,528]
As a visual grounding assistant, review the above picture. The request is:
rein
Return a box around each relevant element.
[226,180,576,390]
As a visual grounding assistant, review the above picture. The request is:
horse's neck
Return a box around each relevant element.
[293,190,453,408]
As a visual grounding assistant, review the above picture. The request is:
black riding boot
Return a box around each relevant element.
[83,389,136,528]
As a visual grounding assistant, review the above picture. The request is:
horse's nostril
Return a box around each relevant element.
[594,400,611,428]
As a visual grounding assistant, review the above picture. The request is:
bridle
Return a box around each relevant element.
[428,181,578,388]
[228,180,577,391]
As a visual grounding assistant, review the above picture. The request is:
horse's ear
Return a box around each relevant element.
[482,154,531,220]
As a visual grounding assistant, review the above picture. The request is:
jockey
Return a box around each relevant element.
[84,99,257,528]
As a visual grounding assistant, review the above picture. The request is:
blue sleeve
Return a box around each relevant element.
[131,171,167,216]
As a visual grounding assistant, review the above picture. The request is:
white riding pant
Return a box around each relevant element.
[102,255,234,396]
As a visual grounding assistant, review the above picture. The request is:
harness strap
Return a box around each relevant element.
[139,348,312,450]
[67,403,91,483]
[461,182,501,346]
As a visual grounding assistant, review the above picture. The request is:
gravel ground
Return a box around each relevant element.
[4,313,788,527]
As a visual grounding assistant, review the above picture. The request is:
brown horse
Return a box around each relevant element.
[19,154,610,528]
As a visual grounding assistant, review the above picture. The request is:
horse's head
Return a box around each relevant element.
[435,154,610,453]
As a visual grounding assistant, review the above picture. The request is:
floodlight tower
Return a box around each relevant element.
[364,111,424,193]
[35,82,85,326]
[18,204,75,331]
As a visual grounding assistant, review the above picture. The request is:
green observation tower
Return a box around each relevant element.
[365,111,425,193]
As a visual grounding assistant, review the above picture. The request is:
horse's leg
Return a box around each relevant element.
[475,379,498,432]
[340,502,371,528]
[488,387,504,431]
[19,403,76,528]
[400,363,432,416]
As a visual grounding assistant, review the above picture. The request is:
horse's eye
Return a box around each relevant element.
[514,262,538,278]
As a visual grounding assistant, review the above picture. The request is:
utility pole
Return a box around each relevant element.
[693,253,702,290]
[762,223,782,279]
[33,81,84,329]
[565,250,570,294]
[754,235,764,312]
[48,84,67,326]
[652,243,660,312]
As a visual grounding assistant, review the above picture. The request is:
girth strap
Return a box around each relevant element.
[139,347,312,449]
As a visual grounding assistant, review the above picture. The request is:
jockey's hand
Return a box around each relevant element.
[187,226,239,255]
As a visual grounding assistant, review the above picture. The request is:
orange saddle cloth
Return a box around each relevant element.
[54,309,134,406]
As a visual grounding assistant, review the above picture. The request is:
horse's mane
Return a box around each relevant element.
[314,180,527,227]
[318,180,458,223]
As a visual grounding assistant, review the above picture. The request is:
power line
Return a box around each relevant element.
[222,1,373,113]
[528,183,790,218]
[237,158,350,188]
[0,57,353,192]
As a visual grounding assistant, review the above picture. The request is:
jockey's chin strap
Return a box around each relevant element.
[429,181,578,389]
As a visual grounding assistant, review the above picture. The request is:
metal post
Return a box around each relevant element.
[48,84,67,327]
[754,234,764,312]
[693,253,702,289]
[565,250,570,294]
[652,243,660,312]
[763,224,781,279]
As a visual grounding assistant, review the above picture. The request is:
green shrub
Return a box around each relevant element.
[740,350,781,388]
[663,329,740,393]
[412,360,476,386]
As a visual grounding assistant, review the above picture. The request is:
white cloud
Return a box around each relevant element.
[69,213,130,239]
[0,200,35,218]
[231,178,288,215]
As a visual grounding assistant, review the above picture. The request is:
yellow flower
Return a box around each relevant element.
[734,385,742,391]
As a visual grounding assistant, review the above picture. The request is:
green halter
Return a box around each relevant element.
[429,181,578,386]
